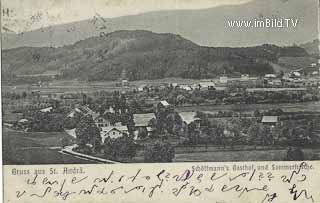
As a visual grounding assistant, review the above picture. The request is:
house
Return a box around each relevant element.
[199,81,216,90]
[67,105,97,118]
[261,116,278,126]
[241,74,249,80]
[156,100,172,113]
[101,126,128,142]
[133,113,156,139]
[121,79,129,87]
[264,74,277,79]
[40,106,53,113]
[137,85,147,92]
[180,85,192,91]
[16,119,30,131]
[311,63,317,67]
[18,119,28,123]
[133,113,156,127]
[94,115,112,128]
[159,100,170,107]
[134,126,154,140]
[178,112,200,125]
[104,106,115,114]
[220,76,228,84]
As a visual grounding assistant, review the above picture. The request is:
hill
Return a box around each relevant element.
[300,39,319,56]
[2,30,309,83]
[2,0,317,49]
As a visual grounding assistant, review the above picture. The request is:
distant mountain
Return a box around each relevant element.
[2,0,317,49]
[2,30,308,82]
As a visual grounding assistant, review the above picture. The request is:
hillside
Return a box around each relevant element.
[300,39,319,56]
[2,30,309,82]
[2,0,317,49]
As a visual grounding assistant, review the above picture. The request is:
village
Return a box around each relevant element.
[2,64,320,164]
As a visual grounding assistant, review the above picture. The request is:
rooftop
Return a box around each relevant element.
[159,101,170,106]
[261,116,278,123]
[178,112,200,124]
[133,113,156,127]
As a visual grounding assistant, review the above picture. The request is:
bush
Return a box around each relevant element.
[144,142,175,163]
[286,147,305,161]
[103,135,137,161]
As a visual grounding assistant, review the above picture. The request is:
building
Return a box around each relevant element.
[101,126,128,142]
[179,85,192,91]
[178,112,200,125]
[261,116,278,126]
[264,74,277,79]
[119,68,129,87]
[156,100,172,113]
[121,79,129,87]
[220,76,228,84]
[199,81,216,90]
[40,106,53,113]
[67,105,98,119]
[94,115,112,128]
[241,74,249,80]
[133,113,156,127]
[133,113,156,139]
[16,119,30,131]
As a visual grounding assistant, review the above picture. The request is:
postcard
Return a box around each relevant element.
[1,0,319,202]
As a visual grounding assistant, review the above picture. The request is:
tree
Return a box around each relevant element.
[144,142,175,163]
[286,147,304,161]
[22,91,27,99]
[248,123,260,148]
[104,135,137,161]
[75,115,101,153]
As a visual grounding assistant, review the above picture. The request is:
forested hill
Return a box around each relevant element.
[2,30,308,82]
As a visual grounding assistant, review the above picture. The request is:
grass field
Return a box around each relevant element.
[2,128,98,165]
[176,101,320,113]
[2,77,256,94]
[173,148,320,162]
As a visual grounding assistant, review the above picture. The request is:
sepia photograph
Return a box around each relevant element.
[1,0,320,165]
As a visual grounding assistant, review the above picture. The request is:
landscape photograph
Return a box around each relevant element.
[1,0,320,165]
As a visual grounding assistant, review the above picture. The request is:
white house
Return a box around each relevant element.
[94,115,112,128]
[220,76,228,84]
[101,126,128,142]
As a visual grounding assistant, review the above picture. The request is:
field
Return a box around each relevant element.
[174,148,320,162]
[1,77,256,94]
[176,101,320,113]
[2,128,98,165]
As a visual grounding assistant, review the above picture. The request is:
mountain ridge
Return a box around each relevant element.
[2,0,317,49]
[2,30,309,83]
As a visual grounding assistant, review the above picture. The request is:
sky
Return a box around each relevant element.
[2,0,251,32]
